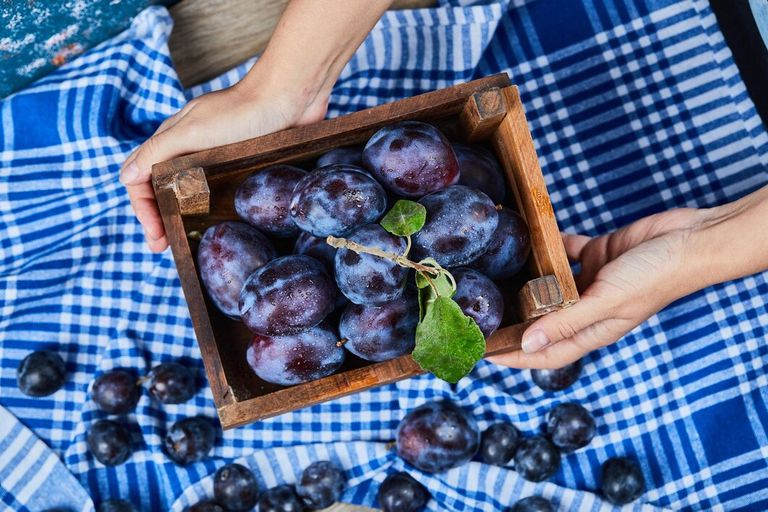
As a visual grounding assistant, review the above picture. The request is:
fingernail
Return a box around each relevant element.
[522,330,550,353]
[120,162,139,184]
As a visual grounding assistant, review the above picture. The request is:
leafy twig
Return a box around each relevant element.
[326,236,440,276]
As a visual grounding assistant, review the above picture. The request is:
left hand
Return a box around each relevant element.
[489,208,707,369]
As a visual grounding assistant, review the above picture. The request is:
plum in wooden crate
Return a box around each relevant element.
[152,73,578,429]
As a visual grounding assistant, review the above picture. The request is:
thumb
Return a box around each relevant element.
[119,124,194,186]
[521,296,606,354]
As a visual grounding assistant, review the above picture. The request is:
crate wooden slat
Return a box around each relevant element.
[152,73,578,429]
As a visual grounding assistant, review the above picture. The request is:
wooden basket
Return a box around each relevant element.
[152,73,578,429]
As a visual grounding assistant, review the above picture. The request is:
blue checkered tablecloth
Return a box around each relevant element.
[1,1,767,511]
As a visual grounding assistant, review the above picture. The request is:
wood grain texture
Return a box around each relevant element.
[459,88,507,142]
[168,0,437,87]
[491,86,580,309]
[151,74,512,185]
[152,75,578,429]
[155,188,234,408]
[326,505,378,512]
[517,275,563,320]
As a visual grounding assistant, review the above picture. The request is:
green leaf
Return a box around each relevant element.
[412,297,486,383]
[380,200,427,236]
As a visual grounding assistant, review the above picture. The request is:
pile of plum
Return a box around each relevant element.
[18,350,646,510]
[198,121,532,386]
[394,361,646,511]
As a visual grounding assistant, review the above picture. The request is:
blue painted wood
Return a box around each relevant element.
[0,0,176,99]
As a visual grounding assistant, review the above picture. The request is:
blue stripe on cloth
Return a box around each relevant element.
[0,406,93,512]
[1,0,767,511]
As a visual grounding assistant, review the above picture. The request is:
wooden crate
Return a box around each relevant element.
[152,73,578,429]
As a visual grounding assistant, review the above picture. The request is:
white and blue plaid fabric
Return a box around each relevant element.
[1,1,767,511]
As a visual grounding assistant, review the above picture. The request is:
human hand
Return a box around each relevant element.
[119,82,327,253]
[489,208,708,369]
[120,0,394,252]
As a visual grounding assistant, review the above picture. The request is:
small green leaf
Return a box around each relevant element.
[415,270,454,296]
[412,297,486,383]
[380,200,427,236]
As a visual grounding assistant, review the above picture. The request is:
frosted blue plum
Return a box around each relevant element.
[396,400,480,473]
[363,121,459,197]
[334,224,408,305]
[293,231,336,273]
[239,255,336,335]
[339,289,418,361]
[289,164,387,237]
[412,185,498,267]
[235,165,308,236]
[470,207,531,279]
[198,222,276,318]
[246,322,345,386]
[452,268,503,338]
[454,144,506,204]
[317,147,363,167]
[293,231,348,310]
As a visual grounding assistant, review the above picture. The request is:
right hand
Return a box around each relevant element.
[119,81,328,253]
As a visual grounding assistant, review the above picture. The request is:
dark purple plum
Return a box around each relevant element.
[147,362,196,404]
[258,485,303,512]
[531,360,582,392]
[289,164,387,237]
[293,231,337,273]
[97,500,136,512]
[296,461,345,510]
[335,224,408,305]
[470,208,531,279]
[363,121,459,197]
[545,402,596,452]
[454,144,506,204]
[235,165,307,236]
[396,400,480,473]
[198,222,276,318]
[513,436,560,482]
[185,501,225,512]
[213,463,259,511]
[317,147,363,167]
[293,232,347,310]
[17,350,66,397]
[163,417,216,465]
[480,422,519,466]
[601,457,645,505]
[377,472,430,512]
[412,185,498,268]
[92,370,140,414]
[239,255,336,336]
[452,268,503,338]
[339,289,418,361]
[87,420,132,466]
[246,321,344,386]
[510,496,554,512]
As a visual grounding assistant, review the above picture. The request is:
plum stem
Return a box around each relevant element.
[326,235,440,276]
[336,338,348,347]
[403,235,412,258]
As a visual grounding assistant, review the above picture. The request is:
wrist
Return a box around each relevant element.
[236,56,331,127]
[686,186,768,290]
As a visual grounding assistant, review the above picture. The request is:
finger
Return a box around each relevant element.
[119,122,201,186]
[119,115,180,176]
[145,233,169,253]
[518,296,609,354]
[127,182,165,241]
[487,339,587,369]
[488,315,626,369]
[562,233,591,262]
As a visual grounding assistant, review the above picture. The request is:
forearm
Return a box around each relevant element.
[688,184,768,291]
[239,0,393,113]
